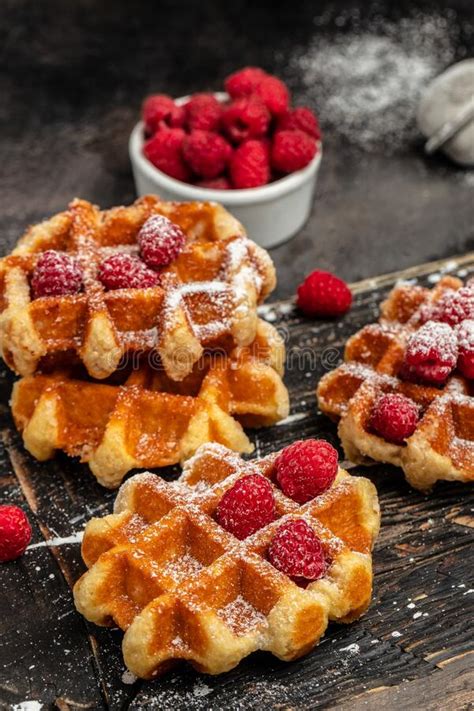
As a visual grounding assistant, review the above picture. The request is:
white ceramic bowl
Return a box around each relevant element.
[129,92,322,248]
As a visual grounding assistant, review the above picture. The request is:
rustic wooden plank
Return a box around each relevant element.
[0,433,103,709]
[339,652,474,711]
[0,257,473,710]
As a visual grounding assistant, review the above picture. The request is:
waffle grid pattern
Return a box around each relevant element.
[12,320,289,488]
[73,443,380,677]
[317,277,474,490]
[0,196,276,381]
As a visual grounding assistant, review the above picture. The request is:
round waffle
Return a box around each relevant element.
[11,320,289,488]
[0,196,276,381]
[73,442,380,677]
[317,276,474,490]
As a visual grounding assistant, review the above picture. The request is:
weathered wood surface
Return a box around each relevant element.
[1,255,473,711]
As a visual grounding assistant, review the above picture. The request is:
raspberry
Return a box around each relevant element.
[185,93,223,132]
[272,129,317,173]
[278,107,321,140]
[222,96,270,143]
[143,128,190,182]
[297,270,352,318]
[182,130,232,179]
[31,250,82,298]
[98,254,160,290]
[431,286,474,326]
[142,94,185,135]
[456,319,474,379]
[216,474,275,539]
[255,74,290,117]
[370,393,420,444]
[268,519,326,583]
[195,176,231,190]
[229,140,270,189]
[138,215,187,268]
[0,505,32,562]
[224,66,267,99]
[275,439,338,504]
[403,321,458,384]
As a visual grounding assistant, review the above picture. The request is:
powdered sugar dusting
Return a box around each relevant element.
[217,595,266,635]
[289,13,460,151]
[407,321,458,363]
[163,553,204,584]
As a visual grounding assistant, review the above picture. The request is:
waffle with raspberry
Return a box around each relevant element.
[317,276,474,490]
[11,320,289,488]
[73,442,380,677]
[0,196,275,381]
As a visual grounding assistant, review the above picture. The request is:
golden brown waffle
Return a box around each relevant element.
[0,196,275,381]
[11,320,289,488]
[73,442,380,677]
[317,277,473,490]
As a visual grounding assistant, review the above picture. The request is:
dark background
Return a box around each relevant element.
[1,2,474,710]
[1,0,473,298]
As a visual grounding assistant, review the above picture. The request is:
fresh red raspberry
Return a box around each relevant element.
[268,519,327,583]
[0,505,32,562]
[138,214,187,268]
[142,94,185,135]
[98,254,160,290]
[456,319,474,379]
[185,93,223,132]
[255,74,290,117]
[224,66,268,98]
[370,393,420,444]
[272,129,317,173]
[278,107,321,140]
[216,474,276,539]
[275,439,338,504]
[297,270,352,318]
[229,139,270,189]
[222,95,270,143]
[182,130,232,179]
[431,286,474,326]
[143,128,190,182]
[195,176,231,190]
[31,250,82,298]
[403,321,458,384]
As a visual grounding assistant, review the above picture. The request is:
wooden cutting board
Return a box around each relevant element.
[1,254,473,710]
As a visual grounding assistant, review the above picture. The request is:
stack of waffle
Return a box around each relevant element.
[1,196,289,486]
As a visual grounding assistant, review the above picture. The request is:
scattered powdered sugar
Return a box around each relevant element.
[121,669,138,684]
[26,532,84,550]
[407,320,458,362]
[258,300,295,323]
[457,319,474,350]
[275,411,309,426]
[163,553,204,584]
[339,643,360,655]
[289,13,461,151]
[217,595,266,635]
[192,680,212,698]
[11,704,43,711]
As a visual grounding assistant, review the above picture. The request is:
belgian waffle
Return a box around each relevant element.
[317,276,474,490]
[11,320,289,488]
[0,196,275,381]
[73,442,380,677]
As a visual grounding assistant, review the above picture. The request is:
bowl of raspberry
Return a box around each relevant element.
[129,67,322,249]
